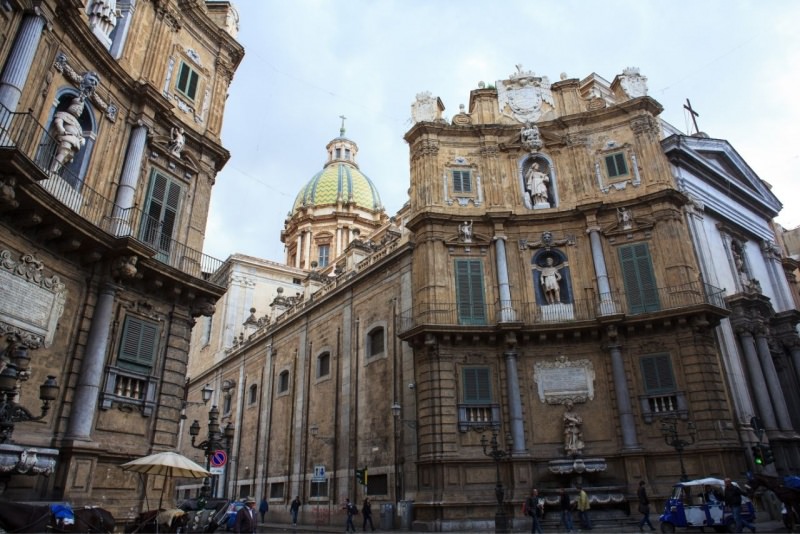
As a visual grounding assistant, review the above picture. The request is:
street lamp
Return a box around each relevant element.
[660,416,697,482]
[481,429,513,534]
[0,342,59,444]
[189,404,235,498]
[391,401,417,429]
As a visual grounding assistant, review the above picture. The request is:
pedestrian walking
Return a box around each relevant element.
[577,484,592,530]
[259,498,268,524]
[233,497,257,534]
[343,498,358,533]
[525,488,544,534]
[559,488,574,533]
[362,497,375,532]
[289,496,301,526]
[723,478,756,533]
[637,481,655,531]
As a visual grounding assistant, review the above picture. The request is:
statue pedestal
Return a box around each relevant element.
[539,303,574,322]
[548,457,607,476]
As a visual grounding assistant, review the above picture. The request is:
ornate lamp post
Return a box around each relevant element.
[189,403,235,498]
[660,417,697,482]
[481,429,513,533]
[0,342,59,444]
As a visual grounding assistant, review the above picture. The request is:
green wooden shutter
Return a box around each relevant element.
[605,153,628,177]
[618,243,660,314]
[118,316,158,372]
[463,367,492,403]
[455,259,486,324]
[142,172,182,259]
[640,354,676,394]
[453,170,471,193]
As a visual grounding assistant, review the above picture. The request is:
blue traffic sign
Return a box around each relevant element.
[210,449,227,467]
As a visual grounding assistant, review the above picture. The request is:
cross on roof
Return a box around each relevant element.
[339,115,347,137]
[683,99,700,135]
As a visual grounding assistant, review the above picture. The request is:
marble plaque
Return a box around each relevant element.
[0,250,66,348]
[533,355,595,405]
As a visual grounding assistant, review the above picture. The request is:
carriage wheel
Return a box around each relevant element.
[660,522,676,533]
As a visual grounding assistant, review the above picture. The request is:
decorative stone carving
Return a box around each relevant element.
[617,207,633,230]
[533,355,595,405]
[50,97,85,173]
[111,255,138,280]
[525,159,551,208]
[87,0,119,47]
[0,250,66,348]
[562,400,585,456]
[497,65,554,123]
[519,231,575,251]
[0,176,19,211]
[168,127,185,156]
[520,122,543,152]
[459,220,473,243]
[618,67,648,98]
[53,53,116,122]
[0,444,58,476]
[411,91,441,124]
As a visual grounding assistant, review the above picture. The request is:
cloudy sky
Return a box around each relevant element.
[203,0,800,263]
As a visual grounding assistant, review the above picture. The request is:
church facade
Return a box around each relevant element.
[0,0,242,518]
[182,66,799,530]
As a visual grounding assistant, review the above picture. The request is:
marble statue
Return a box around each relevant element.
[51,97,86,173]
[563,400,584,456]
[168,126,185,156]
[540,257,562,305]
[460,220,473,243]
[526,161,550,207]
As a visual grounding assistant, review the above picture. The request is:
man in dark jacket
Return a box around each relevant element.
[723,478,755,533]
[234,497,258,533]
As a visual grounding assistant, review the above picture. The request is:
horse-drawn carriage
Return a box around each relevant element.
[746,472,800,531]
[124,498,230,533]
[0,501,115,533]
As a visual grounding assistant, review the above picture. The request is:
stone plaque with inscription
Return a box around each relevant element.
[0,250,67,348]
[533,355,595,405]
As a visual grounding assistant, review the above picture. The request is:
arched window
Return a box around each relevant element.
[248,384,258,405]
[367,327,385,358]
[317,352,330,378]
[278,370,290,393]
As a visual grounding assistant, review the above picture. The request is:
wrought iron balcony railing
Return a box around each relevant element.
[0,104,223,280]
[399,281,727,333]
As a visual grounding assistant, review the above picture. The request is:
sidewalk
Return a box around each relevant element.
[257,515,789,533]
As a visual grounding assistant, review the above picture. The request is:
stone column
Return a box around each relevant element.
[504,350,526,454]
[761,239,792,312]
[587,226,616,314]
[303,229,311,269]
[111,123,148,236]
[65,282,117,440]
[0,11,46,112]
[294,233,302,268]
[494,236,515,322]
[736,327,779,430]
[608,339,640,450]
[754,330,793,431]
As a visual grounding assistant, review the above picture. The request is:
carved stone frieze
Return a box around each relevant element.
[518,231,575,251]
[53,53,117,122]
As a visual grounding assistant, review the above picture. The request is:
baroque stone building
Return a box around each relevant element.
[182,66,799,531]
[0,0,242,518]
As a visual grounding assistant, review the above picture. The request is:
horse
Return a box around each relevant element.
[0,501,115,533]
[746,472,800,531]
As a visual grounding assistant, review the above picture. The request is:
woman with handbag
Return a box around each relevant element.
[637,480,656,531]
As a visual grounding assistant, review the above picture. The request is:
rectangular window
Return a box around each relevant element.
[462,367,492,403]
[118,316,159,373]
[455,259,486,325]
[310,480,328,498]
[317,353,330,378]
[248,384,258,405]
[176,61,200,101]
[318,245,330,267]
[238,484,251,499]
[640,354,676,394]
[366,474,388,496]
[270,482,284,499]
[618,243,660,314]
[278,371,290,393]
[605,152,628,178]
[141,171,183,261]
[452,170,472,193]
[367,328,384,358]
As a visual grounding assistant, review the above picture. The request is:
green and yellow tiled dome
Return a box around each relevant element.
[292,161,382,212]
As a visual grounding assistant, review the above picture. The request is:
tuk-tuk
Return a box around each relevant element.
[658,477,756,533]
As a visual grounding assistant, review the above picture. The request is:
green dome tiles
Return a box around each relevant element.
[292,162,382,212]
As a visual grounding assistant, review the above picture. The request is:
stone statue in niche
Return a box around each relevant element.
[617,207,633,230]
[520,122,543,152]
[168,127,185,156]
[51,97,86,173]
[525,160,551,208]
[563,399,584,456]
[459,220,473,243]
[540,257,563,304]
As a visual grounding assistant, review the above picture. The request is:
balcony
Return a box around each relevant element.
[398,281,727,335]
[0,104,223,280]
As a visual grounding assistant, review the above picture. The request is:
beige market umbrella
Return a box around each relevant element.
[121,451,211,511]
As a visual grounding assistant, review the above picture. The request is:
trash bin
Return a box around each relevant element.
[398,500,414,530]
[380,503,395,530]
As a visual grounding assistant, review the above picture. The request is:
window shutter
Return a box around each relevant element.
[455,259,486,324]
[605,153,628,177]
[619,243,660,314]
[640,354,676,393]
[463,367,491,403]
[453,170,471,193]
[142,172,182,256]
[119,316,158,371]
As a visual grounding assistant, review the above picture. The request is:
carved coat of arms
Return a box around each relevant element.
[497,65,554,123]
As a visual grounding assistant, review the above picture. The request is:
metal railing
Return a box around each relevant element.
[398,281,726,333]
[0,104,224,280]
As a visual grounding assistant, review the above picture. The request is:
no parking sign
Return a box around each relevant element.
[210,450,227,468]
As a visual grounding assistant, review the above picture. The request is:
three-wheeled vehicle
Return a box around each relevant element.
[658,477,756,533]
